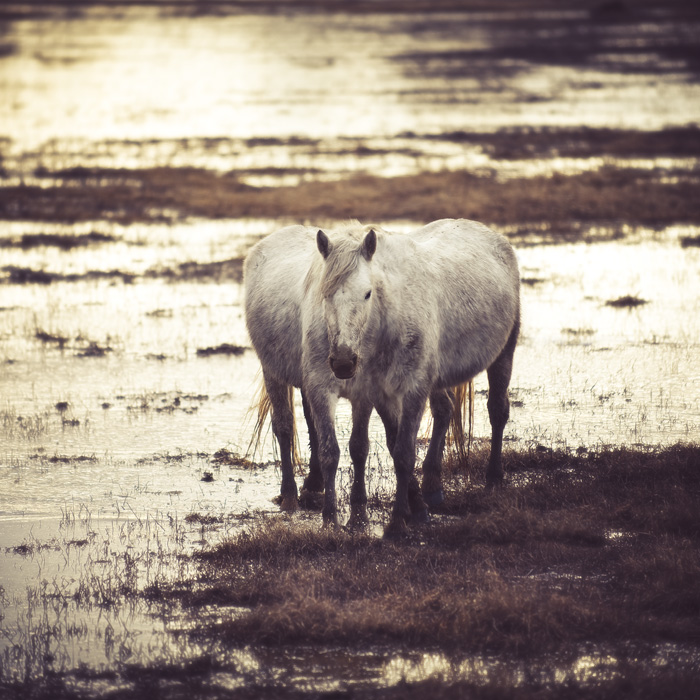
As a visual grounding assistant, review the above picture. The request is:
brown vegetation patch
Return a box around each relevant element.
[36,329,69,347]
[3,167,699,239]
[0,231,117,250]
[2,265,136,285]
[605,295,649,308]
[28,454,97,464]
[680,234,700,248]
[196,343,247,357]
[160,445,700,666]
[428,125,700,160]
[1,258,244,286]
[211,449,260,469]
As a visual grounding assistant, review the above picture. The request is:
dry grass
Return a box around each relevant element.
[436,125,700,160]
[6,0,698,19]
[169,445,700,663]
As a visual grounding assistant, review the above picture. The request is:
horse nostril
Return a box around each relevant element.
[329,354,358,379]
[329,353,357,368]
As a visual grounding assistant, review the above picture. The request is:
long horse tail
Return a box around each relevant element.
[246,378,301,467]
[446,380,475,465]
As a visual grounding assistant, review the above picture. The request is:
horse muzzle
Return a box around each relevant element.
[329,352,358,380]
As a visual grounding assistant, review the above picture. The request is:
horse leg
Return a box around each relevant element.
[265,373,298,512]
[374,400,398,457]
[299,391,324,509]
[385,393,429,537]
[306,387,341,527]
[377,397,427,523]
[421,388,453,508]
[486,320,519,487]
[346,401,372,530]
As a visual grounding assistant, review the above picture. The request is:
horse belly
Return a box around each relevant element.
[433,270,519,387]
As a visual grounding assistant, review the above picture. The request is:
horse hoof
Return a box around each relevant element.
[423,489,445,509]
[279,495,299,513]
[299,488,324,511]
[322,514,340,529]
[486,474,505,491]
[346,507,369,532]
[383,517,409,539]
[411,508,431,526]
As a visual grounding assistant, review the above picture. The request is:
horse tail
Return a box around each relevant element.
[447,380,475,465]
[247,378,301,467]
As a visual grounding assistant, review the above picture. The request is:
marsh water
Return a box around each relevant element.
[1,3,700,694]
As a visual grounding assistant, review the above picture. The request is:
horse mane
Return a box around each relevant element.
[305,221,380,298]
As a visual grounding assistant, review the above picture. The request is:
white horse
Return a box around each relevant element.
[244,224,380,528]
[245,219,519,534]
[245,223,454,528]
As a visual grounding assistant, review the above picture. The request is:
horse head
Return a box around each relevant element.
[316,227,377,380]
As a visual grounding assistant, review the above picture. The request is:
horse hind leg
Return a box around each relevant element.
[421,388,453,509]
[377,398,427,526]
[265,374,299,512]
[384,393,430,537]
[486,320,519,487]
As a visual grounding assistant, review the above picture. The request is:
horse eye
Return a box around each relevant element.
[364,290,372,300]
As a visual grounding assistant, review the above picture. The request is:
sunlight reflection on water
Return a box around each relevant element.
[2,5,700,176]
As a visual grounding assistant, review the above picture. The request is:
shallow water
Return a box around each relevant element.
[2,220,698,482]
[2,4,700,181]
[1,2,700,692]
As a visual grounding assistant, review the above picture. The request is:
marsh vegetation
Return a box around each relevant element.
[2,445,700,698]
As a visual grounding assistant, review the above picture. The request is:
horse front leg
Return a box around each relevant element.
[306,388,341,527]
[346,400,372,530]
[374,399,398,458]
[299,391,324,510]
[385,393,429,537]
[264,373,298,512]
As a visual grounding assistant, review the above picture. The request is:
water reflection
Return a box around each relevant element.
[2,5,700,169]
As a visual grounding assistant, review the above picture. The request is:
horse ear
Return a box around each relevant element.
[317,230,331,259]
[362,229,377,261]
